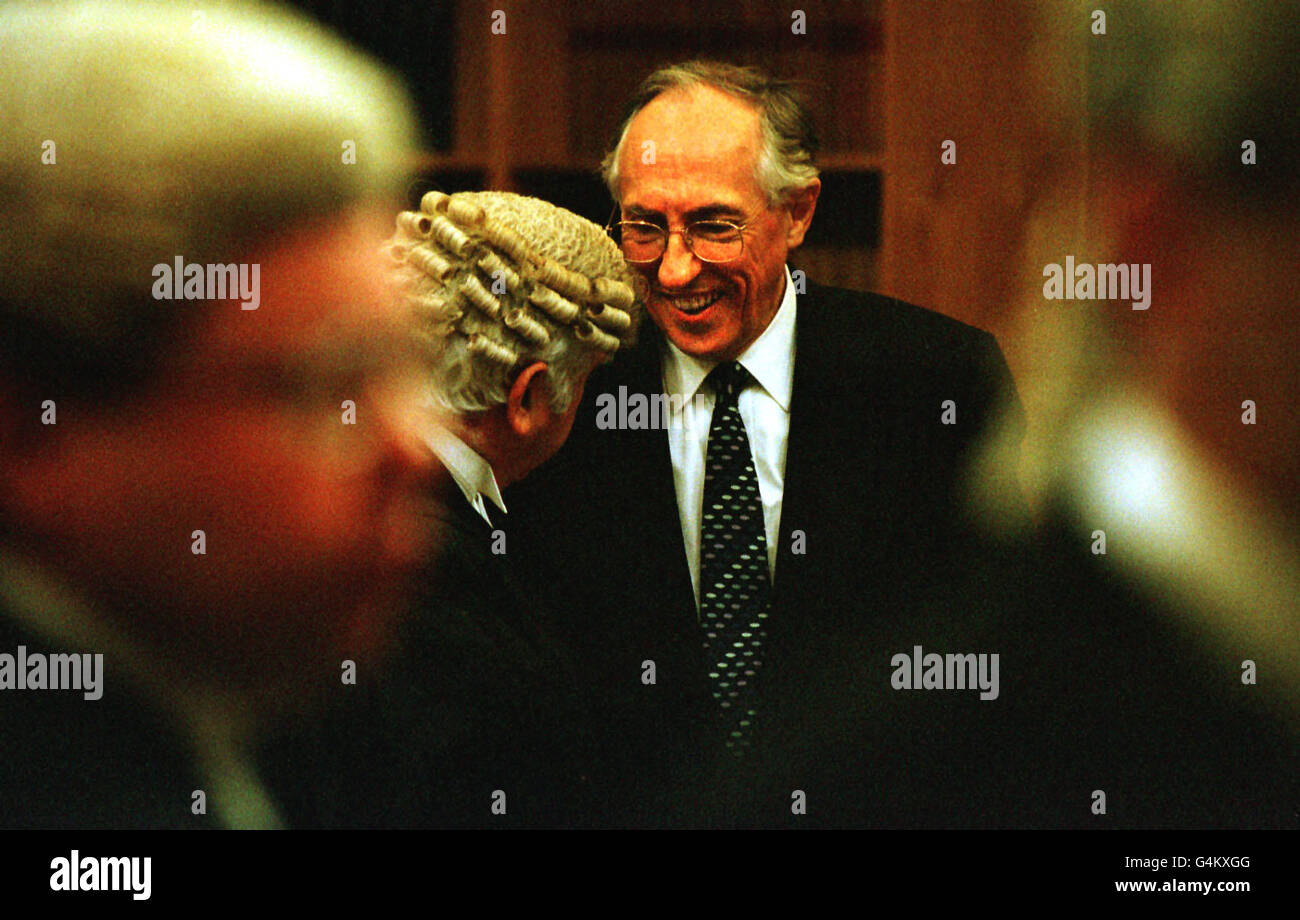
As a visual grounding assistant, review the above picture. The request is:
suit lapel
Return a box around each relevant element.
[774,285,841,612]
[766,285,894,683]
[619,328,709,687]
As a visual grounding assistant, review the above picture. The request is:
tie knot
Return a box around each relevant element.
[707,361,751,405]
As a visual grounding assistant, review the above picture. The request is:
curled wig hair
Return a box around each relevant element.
[388,191,644,414]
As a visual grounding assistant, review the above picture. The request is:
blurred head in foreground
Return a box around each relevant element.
[0,0,433,695]
[988,0,1300,716]
[388,190,642,486]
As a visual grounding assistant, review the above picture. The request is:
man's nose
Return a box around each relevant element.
[656,230,702,290]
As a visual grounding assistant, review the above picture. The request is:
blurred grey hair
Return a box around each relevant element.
[0,0,416,399]
[601,60,820,206]
[388,191,643,415]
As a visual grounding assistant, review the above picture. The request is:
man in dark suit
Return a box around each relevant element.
[508,61,1029,827]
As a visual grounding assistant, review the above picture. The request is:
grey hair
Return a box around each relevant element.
[0,0,416,401]
[601,60,820,206]
[389,191,643,415]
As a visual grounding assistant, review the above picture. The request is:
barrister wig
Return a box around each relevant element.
[388,191,644,414]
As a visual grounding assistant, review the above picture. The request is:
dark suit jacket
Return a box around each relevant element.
[511,280,1300,828]
[508,282,1032,827]
[261,470,591,828]
[0,609,219,828]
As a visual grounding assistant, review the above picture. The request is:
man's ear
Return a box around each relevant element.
[784,178,821,250]
[505,360,552,436]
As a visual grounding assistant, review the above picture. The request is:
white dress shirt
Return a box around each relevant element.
[662,264,797,609]
[425,425,507,527]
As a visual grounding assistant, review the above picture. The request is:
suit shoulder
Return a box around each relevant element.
[803,282,998,354]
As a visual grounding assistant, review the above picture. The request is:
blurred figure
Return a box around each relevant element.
[964,0,1300,826]
[0,0,430,828]
[263,191,643,827]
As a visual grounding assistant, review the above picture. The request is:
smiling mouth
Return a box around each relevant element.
[658,290,724,316]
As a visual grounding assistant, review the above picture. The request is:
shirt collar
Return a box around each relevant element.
[425,425,507,526]
[662,263,797,411]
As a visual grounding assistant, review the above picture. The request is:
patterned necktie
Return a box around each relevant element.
[699,361,772,755]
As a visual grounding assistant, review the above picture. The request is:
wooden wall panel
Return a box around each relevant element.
[441,0,1054,332]
[880,0,1038,336]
